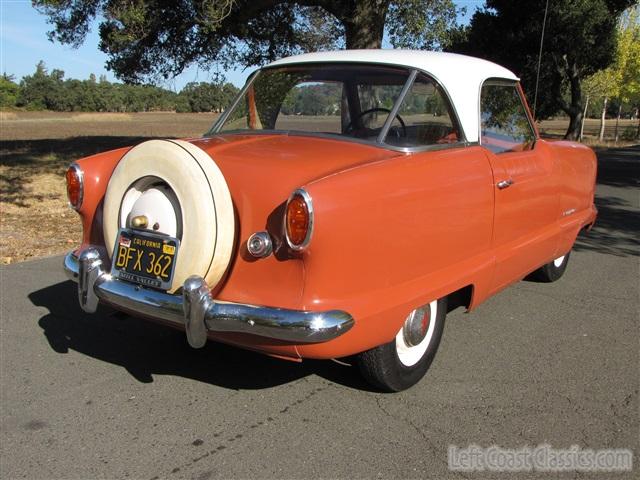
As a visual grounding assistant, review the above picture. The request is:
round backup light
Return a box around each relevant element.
[65,163,84,210]
[285,189,313,250]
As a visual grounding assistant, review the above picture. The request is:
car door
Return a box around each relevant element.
[480,81,559,293]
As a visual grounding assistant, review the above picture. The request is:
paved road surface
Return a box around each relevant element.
[1,146,638,479]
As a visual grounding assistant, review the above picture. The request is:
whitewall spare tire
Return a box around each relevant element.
[103,139,235,293]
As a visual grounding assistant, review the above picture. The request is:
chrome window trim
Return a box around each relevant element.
[285,188,314,251]
[478,78,538,153]
[379,70,466,148]
[207,70,260,135]
[376,69,418,144]
[418,70,467,144]
[206,61,468,149]
[208,130,473,154]
[68,163,84,210]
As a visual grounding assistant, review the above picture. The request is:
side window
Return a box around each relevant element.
[480,84,535,154]
[384,74,461,148]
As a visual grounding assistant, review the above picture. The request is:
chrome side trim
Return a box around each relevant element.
[64,250,354,346]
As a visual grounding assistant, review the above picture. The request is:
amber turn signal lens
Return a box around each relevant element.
[65,164,83,210]
[286,193,310,248]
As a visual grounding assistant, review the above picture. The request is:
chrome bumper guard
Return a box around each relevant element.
[64,249,354,348]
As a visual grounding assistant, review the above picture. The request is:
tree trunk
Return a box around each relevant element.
[566,112,583,141]
[614,103,622,143]
[562,61,583,140]
[599,97,608,141]
[579,95,589,141]
[340,0,390,49]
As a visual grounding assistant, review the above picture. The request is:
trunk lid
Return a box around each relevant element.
[190,133,400,200]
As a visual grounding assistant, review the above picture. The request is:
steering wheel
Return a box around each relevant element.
[344,107,407,138]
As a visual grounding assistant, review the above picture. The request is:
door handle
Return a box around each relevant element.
[496,179,514,189]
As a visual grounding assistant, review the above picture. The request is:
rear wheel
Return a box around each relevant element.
[531,251,571,283]
[357,297,447,392]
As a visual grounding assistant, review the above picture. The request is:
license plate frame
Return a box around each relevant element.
[111,228,180,290]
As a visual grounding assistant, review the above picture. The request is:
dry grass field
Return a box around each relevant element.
[1,112,218,263]
[538,117,638,145]
[1,111,638,264]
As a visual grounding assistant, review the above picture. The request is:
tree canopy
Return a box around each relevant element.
[2,61,238,113]
[615,7,640,109]
[0,74,20,109]
[448,0,635,139]
[32,0,458,84]
[583,6,640,139]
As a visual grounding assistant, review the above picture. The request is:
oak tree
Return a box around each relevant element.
[448,0,635,140]
[33,0,458,84]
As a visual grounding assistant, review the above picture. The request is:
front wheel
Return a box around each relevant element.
[356,297,447,392]
[531,251,571,283]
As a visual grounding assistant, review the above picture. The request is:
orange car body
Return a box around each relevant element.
[73,125,597,361]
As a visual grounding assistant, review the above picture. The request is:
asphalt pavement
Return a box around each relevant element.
[1,146,638,479]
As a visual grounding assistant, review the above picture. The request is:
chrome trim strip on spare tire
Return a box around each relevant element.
[64,248,355,348]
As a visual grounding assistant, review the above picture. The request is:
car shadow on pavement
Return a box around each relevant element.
[29,280,374,392]
[591,145,640,189]
[573,145,639,257]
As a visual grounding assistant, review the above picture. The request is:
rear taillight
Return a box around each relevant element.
[285,189,313,250]
[65,163,83,210]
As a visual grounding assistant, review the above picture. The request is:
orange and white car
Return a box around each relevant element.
[64,50,597,391]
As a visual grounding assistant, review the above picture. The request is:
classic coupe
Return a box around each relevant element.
[64,50,597,391]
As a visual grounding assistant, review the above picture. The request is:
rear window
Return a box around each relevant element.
[384,74,461,148]
[216,64,410,142]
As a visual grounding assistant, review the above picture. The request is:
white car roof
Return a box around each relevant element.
[266,50,519,143]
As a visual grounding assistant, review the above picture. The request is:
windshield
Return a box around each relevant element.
[209,63,412,143]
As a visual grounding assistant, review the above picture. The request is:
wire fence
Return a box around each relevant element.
[538,118,639,141]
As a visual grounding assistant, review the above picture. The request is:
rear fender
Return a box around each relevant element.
[296,145,496,358]
[74,148,130,251]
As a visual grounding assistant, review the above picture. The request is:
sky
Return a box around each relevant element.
[0,0,485,91]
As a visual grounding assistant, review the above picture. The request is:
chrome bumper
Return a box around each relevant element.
[64,249,354,348]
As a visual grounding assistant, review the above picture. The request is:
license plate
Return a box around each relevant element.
[111,229,180,290]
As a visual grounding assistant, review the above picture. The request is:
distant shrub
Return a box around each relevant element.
[620,125,638,140]
[8,61,240,113]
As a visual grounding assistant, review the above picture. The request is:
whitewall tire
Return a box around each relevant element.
[532,251,571,283]
[357,297,447,392]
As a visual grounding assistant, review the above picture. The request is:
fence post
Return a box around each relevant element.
[614,104,622,143]
[580,95,589,141]
[599,97,608,141]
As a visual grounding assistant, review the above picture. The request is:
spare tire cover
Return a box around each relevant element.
[103,139,235,293]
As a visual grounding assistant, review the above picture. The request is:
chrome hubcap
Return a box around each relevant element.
[403,304,431,347]
[396,300,438,367]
